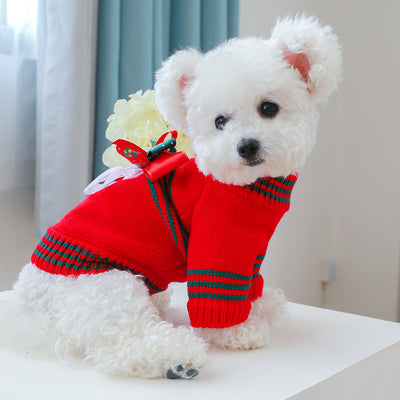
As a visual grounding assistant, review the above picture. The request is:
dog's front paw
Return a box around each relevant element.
[254,287,288,324]
[166,363,199,380]
[199,316,271,350]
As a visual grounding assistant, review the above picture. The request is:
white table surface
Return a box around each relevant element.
[1,283,399,400]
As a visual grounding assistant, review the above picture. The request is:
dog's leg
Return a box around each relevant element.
[252,287,288,324]
[13,264,207,379]
[150,286,173,318]
[198,288,287,350]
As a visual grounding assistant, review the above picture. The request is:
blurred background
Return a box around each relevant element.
[0,0,399,322]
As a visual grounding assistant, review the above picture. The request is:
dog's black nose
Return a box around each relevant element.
[237,138,260,160]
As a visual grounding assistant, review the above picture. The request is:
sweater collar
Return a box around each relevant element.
[245,173,298,210]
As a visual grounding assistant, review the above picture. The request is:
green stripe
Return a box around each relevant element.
[34,248,77,268]
[165,171,189,253]
[253,264,261,278]
[257,179,293,194]
[247,177,295,202]
[44,234,103,262]
[39,239,96,265]
[247,185,291,202]
[137,276,162,294]
[274,176,296,186]
[166,172,189,244]
[147,179,163,217]
[34,247,105,272]
[188,280,251,291]
[45,233,93,255]
[159,178,179,246]
[252,253,264,279]
[167,170,174,188]
[188,292,248,301]
[148,174,189,258]
[187,269,252,281]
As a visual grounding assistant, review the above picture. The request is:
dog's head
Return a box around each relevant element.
[155,16,342,185]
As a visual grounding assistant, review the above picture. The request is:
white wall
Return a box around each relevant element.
[329,1,400,321]
[240,0,400,321]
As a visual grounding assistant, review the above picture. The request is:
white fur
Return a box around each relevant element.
[2,16,341,380]
[199,288,287,350]
[1,265,286,373]
[155,48,203,132]
[11,264,207,378]
[155,15,341,185]
[270,15,342,104]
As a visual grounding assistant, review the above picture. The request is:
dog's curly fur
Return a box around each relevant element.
[0,16,341,379]
[11,264,208,378]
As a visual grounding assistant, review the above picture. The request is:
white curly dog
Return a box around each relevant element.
[1,16,341,379]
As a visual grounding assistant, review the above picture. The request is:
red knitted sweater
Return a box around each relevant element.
[32,158,297,328]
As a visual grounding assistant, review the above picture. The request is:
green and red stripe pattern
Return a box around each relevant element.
[147,171,189,259]
[253,253,265,279]
[187,268,253,302]
[246,174,297,206]
[31,231,164,294]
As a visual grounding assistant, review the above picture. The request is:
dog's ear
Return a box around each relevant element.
[270,15,342,104]
[155,48,203,131]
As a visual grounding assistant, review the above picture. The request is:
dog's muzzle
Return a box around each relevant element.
[237,138,264,166]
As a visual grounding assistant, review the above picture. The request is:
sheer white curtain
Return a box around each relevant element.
[0,0,38,288]
[0,0,98,288]
[0,0,98,233]
[0,0,37,191]
[35,0,98,233]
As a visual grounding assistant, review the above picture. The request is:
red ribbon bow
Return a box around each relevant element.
[113,131,189,182]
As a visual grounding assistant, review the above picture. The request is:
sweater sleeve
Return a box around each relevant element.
[186,179,284,329]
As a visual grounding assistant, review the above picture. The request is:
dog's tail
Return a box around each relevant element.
[0,289,48,353]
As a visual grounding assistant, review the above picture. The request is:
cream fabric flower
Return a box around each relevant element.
[102,90,194,168]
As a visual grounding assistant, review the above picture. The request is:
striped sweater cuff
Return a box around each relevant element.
[187,298,251,328]
[186,268,253,328]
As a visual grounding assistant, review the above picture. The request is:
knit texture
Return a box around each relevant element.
[32,158,297,328]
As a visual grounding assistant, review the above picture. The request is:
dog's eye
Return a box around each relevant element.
[259,101,279,118]
[215,115,229,130]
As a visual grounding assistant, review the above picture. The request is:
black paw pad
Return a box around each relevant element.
[186,368,199,378]
[166,369,181,380]
[166,364,199,380]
